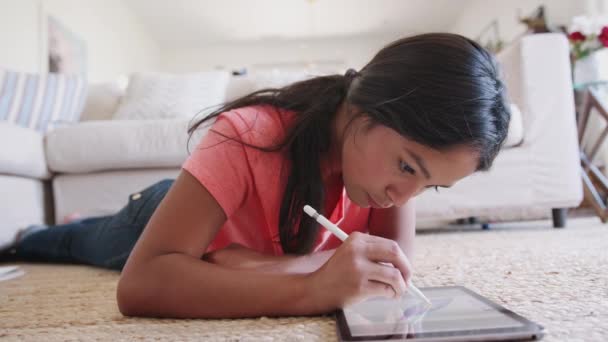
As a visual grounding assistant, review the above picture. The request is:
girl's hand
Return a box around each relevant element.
[307,231,413,310]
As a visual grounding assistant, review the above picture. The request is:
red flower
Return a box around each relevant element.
[599,26,608,47]
[569,31,586,42]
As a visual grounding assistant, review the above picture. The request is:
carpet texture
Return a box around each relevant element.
[1,217,606,341]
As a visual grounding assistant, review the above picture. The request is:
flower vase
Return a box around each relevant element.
[574,53,601,86]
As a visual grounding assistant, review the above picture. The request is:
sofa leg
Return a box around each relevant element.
[552,208,567,228]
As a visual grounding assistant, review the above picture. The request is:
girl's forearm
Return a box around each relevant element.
[203,245,336,274]
[117,253,331,319]
[256,249,336,273]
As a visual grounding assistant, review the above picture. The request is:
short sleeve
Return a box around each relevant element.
[182,113,253,218]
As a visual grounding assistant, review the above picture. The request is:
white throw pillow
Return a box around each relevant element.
[504,103,524,148]
[0,68,87,132]
[80,80,125,121]
[113,71,230,120]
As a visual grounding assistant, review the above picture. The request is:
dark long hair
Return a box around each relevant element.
[188,33,510,254]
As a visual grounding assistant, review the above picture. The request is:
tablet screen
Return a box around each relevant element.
[340,286,533,338]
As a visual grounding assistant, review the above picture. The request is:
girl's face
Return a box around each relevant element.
[340,118,480,208]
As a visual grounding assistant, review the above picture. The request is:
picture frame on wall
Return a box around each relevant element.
[47,15,87,75]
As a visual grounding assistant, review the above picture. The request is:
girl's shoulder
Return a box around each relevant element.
[218,104,296,147]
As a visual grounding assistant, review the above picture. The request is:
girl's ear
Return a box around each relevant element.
[342,115,376,151]
[355,115,376,134]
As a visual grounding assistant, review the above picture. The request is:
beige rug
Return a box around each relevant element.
[1,217,607,341]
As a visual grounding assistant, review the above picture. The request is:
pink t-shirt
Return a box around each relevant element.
[182,105,371,255]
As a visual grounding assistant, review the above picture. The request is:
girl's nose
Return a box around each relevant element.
[386,182,419,207]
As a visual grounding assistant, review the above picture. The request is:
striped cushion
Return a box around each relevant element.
[0,69,87,132]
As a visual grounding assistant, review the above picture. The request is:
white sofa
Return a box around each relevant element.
[0,123,51,245]
[0,33,582,246]
[415,33,583,226]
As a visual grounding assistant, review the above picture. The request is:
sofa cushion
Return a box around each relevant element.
[0,69,87,132]
[53,169,179,220]
[79,80,125,121]
[0,175,47,245]
[224,75,256,102]
[0,122,50,179]
[112,71,230,120]
[504,103,524,148]
[224,70,314,102]
[46,119,210,173]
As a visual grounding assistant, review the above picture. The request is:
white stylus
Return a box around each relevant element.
[303,205,432,307]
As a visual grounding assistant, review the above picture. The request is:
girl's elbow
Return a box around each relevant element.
[116,273,147,317]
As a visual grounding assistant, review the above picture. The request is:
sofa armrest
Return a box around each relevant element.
[0,122,51,179]
[497,33,578,148]
[496,33,582,206]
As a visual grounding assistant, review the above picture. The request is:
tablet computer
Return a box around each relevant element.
[336,286,544,341]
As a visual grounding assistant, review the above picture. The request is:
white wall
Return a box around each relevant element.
[450,0,586,44]
[0,0,41,73]
[158,1,587,74]
[160,33,402,74]
[585,0,608,16]
[0,0,160,82]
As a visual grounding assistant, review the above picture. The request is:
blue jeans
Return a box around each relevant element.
[13,179,174,271]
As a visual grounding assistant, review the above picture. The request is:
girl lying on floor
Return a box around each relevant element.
[2,33,510,319]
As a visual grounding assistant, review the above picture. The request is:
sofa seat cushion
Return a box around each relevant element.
[53,169,179,220]
[46,119,209,173]
[0,175,47,243]
[0,122,50,179]
[504,103,524,148]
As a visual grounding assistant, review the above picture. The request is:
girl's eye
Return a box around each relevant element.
[399,160,415,174]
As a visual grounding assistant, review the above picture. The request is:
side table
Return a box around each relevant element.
[576,84,608,222]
